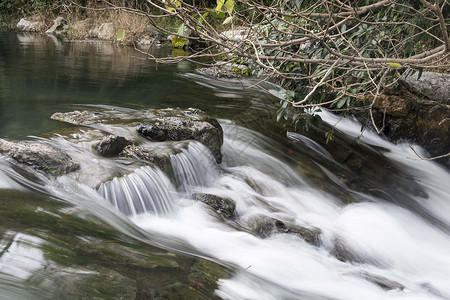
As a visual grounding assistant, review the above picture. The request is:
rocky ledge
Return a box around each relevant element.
[0,138,79,175]
[370,88,449,166]
[51,107,224,164]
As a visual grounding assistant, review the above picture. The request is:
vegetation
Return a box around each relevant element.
[98,0,449,132]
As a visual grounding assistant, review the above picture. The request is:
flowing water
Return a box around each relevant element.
[1,32,450,299]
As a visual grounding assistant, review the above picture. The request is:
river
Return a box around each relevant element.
[1,31,450,300]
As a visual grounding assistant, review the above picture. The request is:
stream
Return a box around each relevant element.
[1,31,450,300]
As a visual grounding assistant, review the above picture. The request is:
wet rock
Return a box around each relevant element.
[332,238,364,264]
[358,272,404,290]
[17,18,44,32]
[45,16,68,35]
[137,108,223,163]
[245,215,321,245]
[192,193,236,217]
[51,110,104,125]
[275,220,321,246]
[119,141,191,171]
[371,91,450,166]
[196,64,243,79]
[95,135,134,157]
[287,127,430,202]
[400,72,450,104]
[0,138,79,175]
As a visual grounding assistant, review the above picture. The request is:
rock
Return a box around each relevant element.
[358,272,404,290]
[51,110,103,125]
[400,72,450,104]
[17,18,43,32]
[275,220,321,246]
[137,108,223,163]
[371,91,450,165]
[95,135,134,157]
[332,238,364,264]
[244,215,321,245]
[192,193,236,217]
[89,23,115,40]
[196,64,243,79]
[119,141,191,171]
[0,138,79,175]
[45,16,68,35]
[51,108,224,164]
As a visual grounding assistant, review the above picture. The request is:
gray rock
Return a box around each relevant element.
[196,64,243,79]
[95,135,134,157]
[371,91,450,166]
[244,215,321,245]
[45,16,68,35]
[275,220,321,246]
[400,72,450,104]
[358,272,404,290]
[0,138,79,175]
[17,18,43,32]
[192,193,236,217]
[119,141,191,171]
[332,238,364,264]
[137,109,223,163]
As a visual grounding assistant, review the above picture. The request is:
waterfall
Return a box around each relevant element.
[170,141,220,193]
[98,166,176,216]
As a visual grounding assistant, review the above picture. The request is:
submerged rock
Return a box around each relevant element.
[192,193,236,217]
[196,64,243,79]
[0,138,79,175]
[358,272,405,290]
[95,135,134,157]
[332,239,364,264]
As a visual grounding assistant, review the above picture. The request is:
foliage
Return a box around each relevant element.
[123,0,447,131]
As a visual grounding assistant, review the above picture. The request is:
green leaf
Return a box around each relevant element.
[336,98,347,109]
[417,67,423,80]
[165,0,182,12]
[172,36,188,48]
[223,16,233,25]
[216,0,234,13]
[387,62,401,67]
[116,29,125,41]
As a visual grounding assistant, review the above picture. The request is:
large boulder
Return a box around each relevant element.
[0,138,79,175]
[400,72,450,104]
[137,115,223,164]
